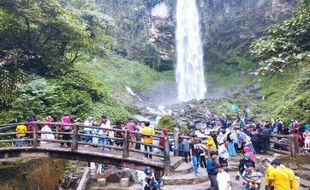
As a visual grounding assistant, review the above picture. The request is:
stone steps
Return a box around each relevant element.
[300,178,310,189]
[173,162,194,175]
[163,167,209,185]
[162,180,210,190]
[170,156,185,170]
[90,183,140,190]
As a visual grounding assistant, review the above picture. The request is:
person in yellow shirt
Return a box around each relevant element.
[279,165,299,190]
[262,159,275,189]
[142,121,155,159]
[15,124,27,147]
[269,159,290,190]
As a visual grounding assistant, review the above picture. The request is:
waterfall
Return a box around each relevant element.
[175,0,206,102]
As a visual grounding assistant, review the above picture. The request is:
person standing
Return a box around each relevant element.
[269,159,290,190]
[41,116,55,143]
[15,123,27,147]
[190,134,201,176]
[182,138,191,163]
[218,140,229,166]
[127,119,138,148]
[99,115,110,150]
[26,115,37,142]
[159,128,168,157]
[197,143,207,168]
[261,124,272,153]
[60,114,72,147]
[83,117,94,143]
[114,121,125,147]
[216,164,231,190]
[279,164,299,190]
[207,151,219,190]
[262,159,275,190]
[142,121,155,159]
[303,129,310,150]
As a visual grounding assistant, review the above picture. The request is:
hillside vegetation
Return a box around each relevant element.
[250,0,310,123]
[0,0,165,123]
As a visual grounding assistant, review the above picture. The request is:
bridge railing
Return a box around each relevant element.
[0,122,171,174]
[269,133,299,157]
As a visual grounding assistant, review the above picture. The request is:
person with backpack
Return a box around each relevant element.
[182,138,191,163]
[143,166,160,190]
[197,142,207,168]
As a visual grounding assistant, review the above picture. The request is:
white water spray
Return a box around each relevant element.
[175,0,206,102]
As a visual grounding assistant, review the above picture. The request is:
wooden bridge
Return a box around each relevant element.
[0,121,299,177]
[0,122,180,176]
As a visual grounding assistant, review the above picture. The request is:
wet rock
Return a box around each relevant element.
[106,173,121,183]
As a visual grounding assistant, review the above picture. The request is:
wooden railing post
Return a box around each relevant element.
[71,125,79,152]
[174,132,179,156]
[164,136,171,175]
[289,136,298,158]
[33,124,39,148]
[55,125,59,140]
[123,129,129,158]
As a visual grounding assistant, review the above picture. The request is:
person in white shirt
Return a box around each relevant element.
[218,140,229,166]
[99,115,111,149]
[216,164,232,190]
[83,117,94,143]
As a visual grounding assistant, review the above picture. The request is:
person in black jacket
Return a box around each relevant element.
[251,127,261,154]
[238,153,255,176]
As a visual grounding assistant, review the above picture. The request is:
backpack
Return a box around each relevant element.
[64,125,72,131]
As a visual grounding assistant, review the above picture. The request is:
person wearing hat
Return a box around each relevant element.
[216,164,232,190]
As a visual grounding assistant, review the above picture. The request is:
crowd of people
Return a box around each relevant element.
[175,111,309,190]
[14,114,163,158]
[13,112,310,190]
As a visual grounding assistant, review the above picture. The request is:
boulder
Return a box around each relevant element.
[98,178,106,187]
[120,178,130,187]
[106,173,121,183]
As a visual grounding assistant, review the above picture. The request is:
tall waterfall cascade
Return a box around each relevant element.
[175,0,206,102]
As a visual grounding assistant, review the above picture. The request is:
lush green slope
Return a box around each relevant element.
[0,0,169,123]
[254,64,309,123]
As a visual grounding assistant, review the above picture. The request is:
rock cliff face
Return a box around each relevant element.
[95,0,300,70]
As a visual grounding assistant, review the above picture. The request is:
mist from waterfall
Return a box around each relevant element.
[175,0,206,102]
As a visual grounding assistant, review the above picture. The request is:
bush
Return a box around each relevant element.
[156,115,178,133]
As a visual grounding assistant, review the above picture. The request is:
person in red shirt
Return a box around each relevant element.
[291,130,303,146]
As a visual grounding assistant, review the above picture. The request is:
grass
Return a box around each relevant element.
[252,65,310,123]
[75,53,173,92]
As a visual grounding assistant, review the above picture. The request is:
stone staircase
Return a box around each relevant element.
[88,153,310,190]
[162,158,209,190]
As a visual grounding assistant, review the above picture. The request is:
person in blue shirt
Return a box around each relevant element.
[207,151,219,190]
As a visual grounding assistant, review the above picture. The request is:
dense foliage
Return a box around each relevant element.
[0,0,156,123]
[249,1,310,123]
[250,1,310,75]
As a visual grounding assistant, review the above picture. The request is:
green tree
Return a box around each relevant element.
[250,1,310,75]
